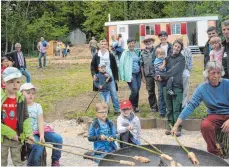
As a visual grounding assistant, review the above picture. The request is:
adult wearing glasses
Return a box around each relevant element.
[171,62,229,157]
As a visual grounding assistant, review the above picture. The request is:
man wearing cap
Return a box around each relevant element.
[140,37,158,112]
[5,43,31,83]
[154,31,173,117]
[37,37,49,69]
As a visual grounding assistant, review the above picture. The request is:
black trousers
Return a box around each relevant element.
[120,131,135,148]
[145,76,158,110]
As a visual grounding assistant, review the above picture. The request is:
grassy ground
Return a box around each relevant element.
[26,54,207,122]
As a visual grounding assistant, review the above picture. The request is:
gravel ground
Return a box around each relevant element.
[46,120,229,166]
[6,119,229,166]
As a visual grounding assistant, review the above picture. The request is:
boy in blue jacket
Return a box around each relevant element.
[85,102,117,162]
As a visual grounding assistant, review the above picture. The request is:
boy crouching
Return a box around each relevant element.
[117,100,141,148]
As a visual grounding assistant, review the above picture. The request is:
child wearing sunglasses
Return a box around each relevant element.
[117,100,141,148]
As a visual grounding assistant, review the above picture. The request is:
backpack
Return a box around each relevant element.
[42,41,47,47]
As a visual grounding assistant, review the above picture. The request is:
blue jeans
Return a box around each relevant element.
[99,91,110,104]
[19,68,31,83]
[109,77,120,112]
[156,81,166,116]
[27,132,63,166]
[38,52,47,68]
[127,72,141,108]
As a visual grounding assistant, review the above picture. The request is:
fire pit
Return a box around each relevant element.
[98,144,229,166]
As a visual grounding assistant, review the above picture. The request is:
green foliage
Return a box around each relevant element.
[1,1,229,53]
[188,103,207,119]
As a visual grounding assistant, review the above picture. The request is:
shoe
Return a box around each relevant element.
[134,107,141,113]
[165,130,171,135]
[83,151,94,161]
[176,132,182,137]
[150,108,157,112]
[38,67,42,69]
[168,90,175,96]
[160,114,166,118]
[51,160,60,166]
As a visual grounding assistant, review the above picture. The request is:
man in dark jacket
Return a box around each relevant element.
[222,19,229,79]
[5,43,31,83]
[141,37,158,112]
[203,26,218,69]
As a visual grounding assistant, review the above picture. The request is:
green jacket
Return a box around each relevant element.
[119,49,141,82]
[1,89,32,143]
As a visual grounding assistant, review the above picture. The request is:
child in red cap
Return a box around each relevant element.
[117,100,141,148]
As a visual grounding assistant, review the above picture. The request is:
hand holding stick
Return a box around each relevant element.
[169,124,199,165]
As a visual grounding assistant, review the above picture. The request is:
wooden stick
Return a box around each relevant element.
[45,142,135,159]
[169,124,199,165]
[112,138,174,162]
[169,124,189,154]
[29,141,135,166]
[111,138,161,156]
[45,142,150,163]
[84,79,108,113]
[129,130,163,154]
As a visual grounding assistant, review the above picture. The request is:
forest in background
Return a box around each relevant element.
[1,1,229,55]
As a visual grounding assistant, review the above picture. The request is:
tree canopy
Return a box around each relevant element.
[1,1,228,55]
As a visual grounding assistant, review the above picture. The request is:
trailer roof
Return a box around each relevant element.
[104,16,218,26]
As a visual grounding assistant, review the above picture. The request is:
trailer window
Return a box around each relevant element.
[171,23,181,34]
[119,27,126,33]
[146,25,155,35]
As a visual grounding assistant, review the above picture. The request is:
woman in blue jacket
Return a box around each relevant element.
[119,38,142,112]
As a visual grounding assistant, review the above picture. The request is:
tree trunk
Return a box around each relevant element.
[25,0,30,18]
[32,38,34,58]
[11,41,14,51]
[5,8,8,54]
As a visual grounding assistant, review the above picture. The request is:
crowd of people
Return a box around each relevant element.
[88,19,229,161]
[1,19,229,166]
